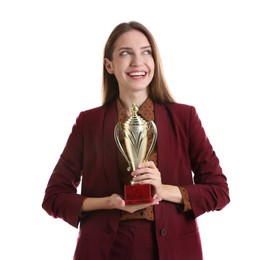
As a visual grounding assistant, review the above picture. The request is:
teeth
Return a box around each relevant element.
[129,72,146,76]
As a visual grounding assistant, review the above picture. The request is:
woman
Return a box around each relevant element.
[42,21,230,260]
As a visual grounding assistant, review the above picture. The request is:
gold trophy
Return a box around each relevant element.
[114,103,157,204]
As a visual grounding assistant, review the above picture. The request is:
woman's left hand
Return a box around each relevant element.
[131,161,163,198]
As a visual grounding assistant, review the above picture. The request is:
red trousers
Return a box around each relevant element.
[108,220,159,260]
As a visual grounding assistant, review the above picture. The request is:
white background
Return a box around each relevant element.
[1,0,268,259]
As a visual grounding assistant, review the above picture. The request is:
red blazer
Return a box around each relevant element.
[42,101,230,260]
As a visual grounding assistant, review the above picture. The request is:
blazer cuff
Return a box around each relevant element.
[179,186,192,212]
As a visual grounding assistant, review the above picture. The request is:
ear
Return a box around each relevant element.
[104,58,114,74]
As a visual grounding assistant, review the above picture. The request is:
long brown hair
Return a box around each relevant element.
[102,21,175,105]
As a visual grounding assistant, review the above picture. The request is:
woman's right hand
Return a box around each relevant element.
[108,193,161,213]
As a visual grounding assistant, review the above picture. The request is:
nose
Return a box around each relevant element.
[130,54,143,67]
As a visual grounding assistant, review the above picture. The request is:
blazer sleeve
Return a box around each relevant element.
[42,112,87,228]
[184,106,230,218]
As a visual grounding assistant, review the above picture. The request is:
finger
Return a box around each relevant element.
[138,161,156,169]
[123,202,153,212]
[152,194,162,201]
[133,167,156,176]
[120,199,126,207]
[132,173,156,184]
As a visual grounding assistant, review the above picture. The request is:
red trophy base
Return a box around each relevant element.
[124,184,153,205]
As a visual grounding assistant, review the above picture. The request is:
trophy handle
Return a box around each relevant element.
[114,122,132,171]
[144,121,158,162]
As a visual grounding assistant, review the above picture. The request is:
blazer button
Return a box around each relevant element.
[160,228,167,237]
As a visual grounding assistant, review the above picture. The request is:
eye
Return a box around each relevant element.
[143,49,152,55]
[120,50,131,56]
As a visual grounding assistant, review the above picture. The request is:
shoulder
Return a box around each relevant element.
[77,105,107,121]
[157,102,197,120]
[165,101,195,111]
[81,105,106,116]
[75,102,117,126]
[68,106,106,130]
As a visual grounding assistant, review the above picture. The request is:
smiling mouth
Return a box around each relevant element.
[127,71,147,78]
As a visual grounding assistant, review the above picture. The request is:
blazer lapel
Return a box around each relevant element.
[102,103,122,194]
[155,103,175,184]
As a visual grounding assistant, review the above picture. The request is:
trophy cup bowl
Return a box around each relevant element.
[114,103,157,205]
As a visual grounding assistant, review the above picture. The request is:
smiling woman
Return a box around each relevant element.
[42,21,230,260]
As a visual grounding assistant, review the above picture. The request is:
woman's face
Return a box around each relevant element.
[105,30,155,96]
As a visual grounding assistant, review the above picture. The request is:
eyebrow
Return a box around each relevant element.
[117,45,152,52]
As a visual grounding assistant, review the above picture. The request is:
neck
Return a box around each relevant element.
[119,93,148,114]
